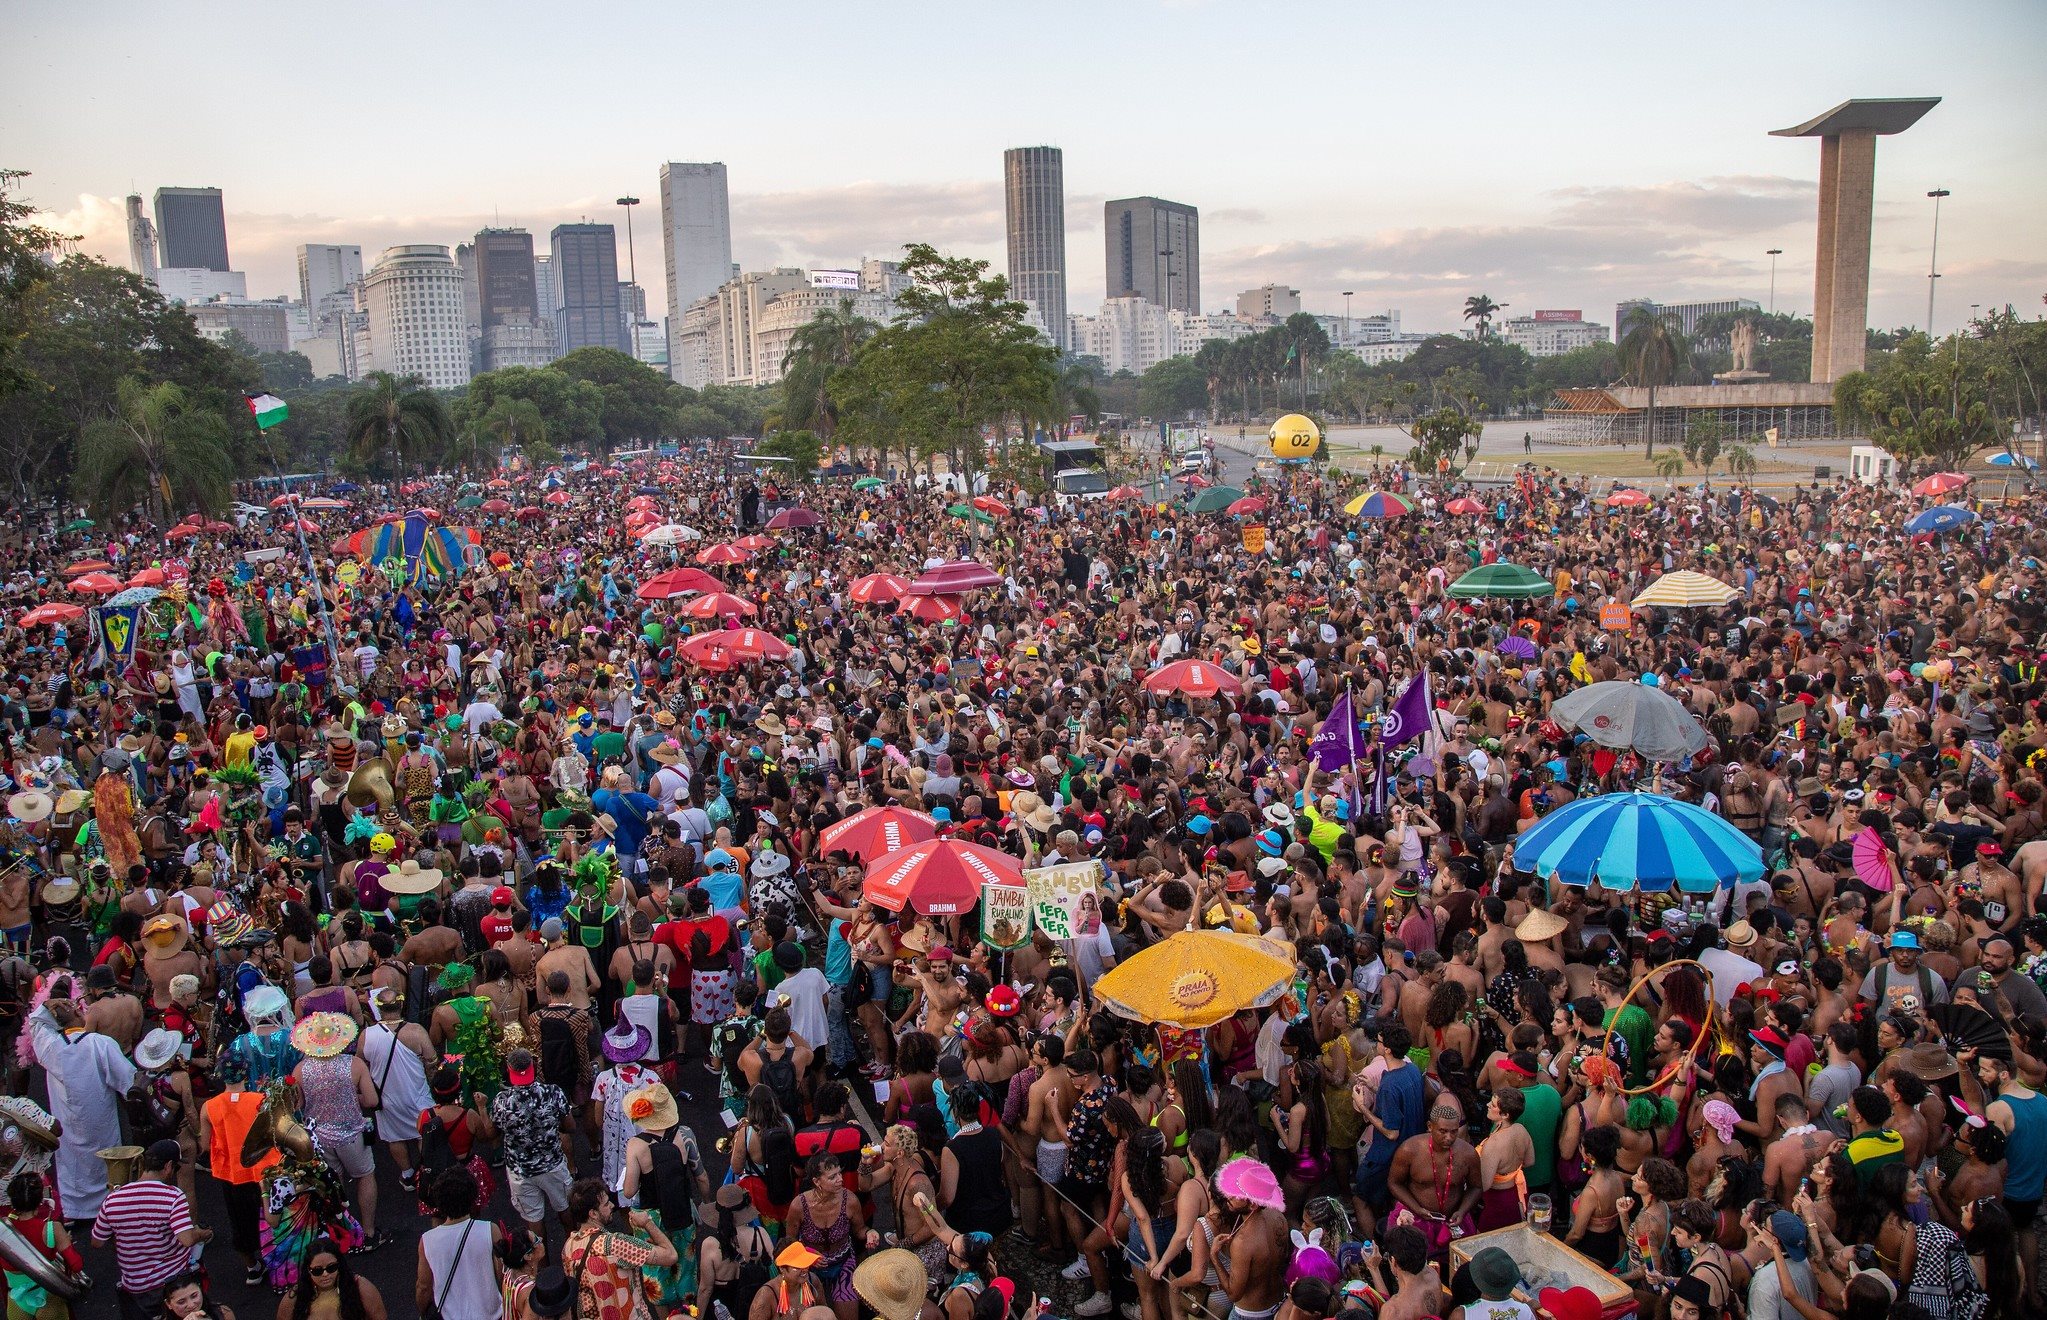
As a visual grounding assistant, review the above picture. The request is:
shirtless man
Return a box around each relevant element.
[1368,1226,1444,1320]
[534,916,599,1011]
[140,919,207,1017]
[1213,1158,1289,1320]
[1760,1094,1833,1204]
[1388,1106,1482,1240]
[1473,898,1513,983]
[1883,1073,1933,1167]
[912,950,968,1040]
[82,965,145,1051]
[1736,1030,1803,1144]
[1396,951,1445,1046]
[396,898,464,970]
[1021,1035,1075,1251]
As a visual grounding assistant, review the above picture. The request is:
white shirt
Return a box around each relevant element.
[1697,947,1767,1006]
[772,967,830,1051]
[422,1217,503,1320]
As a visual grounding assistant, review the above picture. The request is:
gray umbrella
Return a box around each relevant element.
[1551,680,1710,762]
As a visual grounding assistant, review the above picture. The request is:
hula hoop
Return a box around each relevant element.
[1598,955,1718,1098]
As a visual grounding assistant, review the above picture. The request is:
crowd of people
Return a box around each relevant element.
[0,436,2044,1320]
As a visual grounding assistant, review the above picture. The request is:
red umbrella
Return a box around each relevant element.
[69,573,122,594]
[198,519,233,532]
[908,559,1002,594]
[410,507,442,521]
[19,603,84,627]
[515,506,544,521]
[486,478,512,489]
[1912,471,1971,497]
[268,494,301,509]
[489,551,513,568]
[626,495,658,511]
[636,568,723,601]
[1177,473,1213,489]
[165,524,201,540]
[1106,485,1145,502]
[544,491,572,506]
[735,534,777,550]
[818,805,940,862]
[1225,496,1268,516]
[765,507,822,530]
[400,481,427,495]
[1444,497,1486,515]
[695,543,753,566]
[899,594,965,623]
[1143,659,1242,699]
[481,499,513,514]
[678,592,758,619]
[1605,488,1651,508]
[677,629,791,667]
[62,560,112,576]
[971,496,1011,517]
[862,839,1024,915]
[126,567,166,587]
[847,573,911,604]
[283,518,318,533]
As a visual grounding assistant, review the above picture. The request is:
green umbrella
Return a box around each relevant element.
[63,518,94,532]
[1185,484,1246,514]
[853,476,887,491]
[946,503,995,525]
[455,495,483,509]
[1447,562,1553,600]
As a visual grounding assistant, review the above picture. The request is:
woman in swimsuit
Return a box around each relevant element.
[1155,1130,1223,1320]
[1566,1124,1628,1270]
[1614,1156,1686,1302]
[1151,1060,1213,1155]
[1473,1089,1533,1232]
[886,1030,938,1124]
[785,1152,870,1320]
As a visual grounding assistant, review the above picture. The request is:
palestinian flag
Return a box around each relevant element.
[248,394,288,430]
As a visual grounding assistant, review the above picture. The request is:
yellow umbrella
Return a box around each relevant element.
[1630,570,1741,610]
[1094,928,1297,1028]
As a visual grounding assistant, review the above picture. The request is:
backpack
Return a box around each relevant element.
[417,1107,460,1184]
[1873,962,1937,1014]
[715,1018,758,1096]
[646,1133,700,1241]
[758,1122,798,1207]
[536,1010,581,1091]
[759,1044,803,1122]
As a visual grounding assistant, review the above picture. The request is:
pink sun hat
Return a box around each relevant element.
[1215,1156,1285,1211]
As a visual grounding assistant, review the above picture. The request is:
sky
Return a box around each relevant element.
[10,0,2046,339]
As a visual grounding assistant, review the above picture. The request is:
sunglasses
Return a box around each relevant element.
[309,1262,340,1277]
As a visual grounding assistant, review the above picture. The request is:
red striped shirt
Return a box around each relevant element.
[91,1179,193,1291]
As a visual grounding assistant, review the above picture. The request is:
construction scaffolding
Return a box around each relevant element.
[1543,384,1842,448]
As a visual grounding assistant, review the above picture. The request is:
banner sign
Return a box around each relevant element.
[809,269,860,290]
[1024,860,1101,942]
[1242,524,1267,554]
[1533,309,1582,322]
[97,604,141,662]
[1600,601,1632,631]
[981,883,1031,949]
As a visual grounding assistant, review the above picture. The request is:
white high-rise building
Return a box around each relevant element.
[659,162,733,381]
[125,196,158,281]
[533,255,558,340]
[1066,299,1254,376]
[363,245,471,389]
[1498,311,1611,357]
[297,244,364,324]
[154,268,247,305]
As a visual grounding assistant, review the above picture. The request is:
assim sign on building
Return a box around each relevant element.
[1533,309,1582,322]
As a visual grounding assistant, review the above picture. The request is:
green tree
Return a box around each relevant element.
[476,398,548,470]
[753,427,823,480]
[1653,450,1687,481]
[1463,294,1506,339]
[779,298,878,446]
[1407,406,1484,477]
[457,366,603,450]
[1833,332,2002,474]
[1724,443,1759,483]
[1139,356,1208,420]
[1617,305,1688,456]
[1682,415,1729,475]
[554,346,686,448]
[254,350,316,395]
[72,378,235,522]
[344,371,454,473]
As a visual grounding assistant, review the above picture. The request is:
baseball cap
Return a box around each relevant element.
[144,1138,184,1170]
[491,886,514,906]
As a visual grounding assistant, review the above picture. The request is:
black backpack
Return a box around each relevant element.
[758,1122,798,1207]
[715,1018,758,1096]
[646,1135,699,1240]
[759,1044,803,1122]
[536,1010,580,1091]
[417,1107,460,1185]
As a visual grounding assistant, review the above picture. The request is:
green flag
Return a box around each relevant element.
[248,393,289,430]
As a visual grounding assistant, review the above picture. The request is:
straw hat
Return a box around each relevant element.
[853,1249,930,1320]
[756,712,787,737]
[1515,909,1568,943]
[290,1011,359,1059]
[52,790,90,817]
[591,813,619,838]
[698,1182,758,1230]
[140,914,188,952]
[6,789,52,824]
[648,741,682,765]
[623,1082,679,1132]
[382,858,444,895]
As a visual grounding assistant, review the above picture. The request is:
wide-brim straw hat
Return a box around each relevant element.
[853,1249,930,1320]
[6,791,52,824]
[1515,909,1568,943]
[624,1082,679,1132]
[382,859,444,894]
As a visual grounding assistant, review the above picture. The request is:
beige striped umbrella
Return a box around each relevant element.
[1632,570,1741,609]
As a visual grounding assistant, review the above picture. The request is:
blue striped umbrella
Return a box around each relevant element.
[1513,791,1763,892]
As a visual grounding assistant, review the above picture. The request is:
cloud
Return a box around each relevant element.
[731,180,1005,273]
[1545,174,1815,234]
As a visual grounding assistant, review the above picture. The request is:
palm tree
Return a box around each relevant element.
[781,298,878,451]
[1616,306,1689,456]
[1653,450,1687,482]
[1463,295,1506,339]
[72,377,235,523]
[344,371,453,474]
[1724,443,1758,483]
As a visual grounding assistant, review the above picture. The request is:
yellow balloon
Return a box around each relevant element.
[1269,413,1322,460]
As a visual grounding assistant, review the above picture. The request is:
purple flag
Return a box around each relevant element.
[1380,671,1433,748]
[1310,688,1360,772]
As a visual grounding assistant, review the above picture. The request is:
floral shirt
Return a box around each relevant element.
[1064,1079,1119,1191]
[491,1081,570,1177]
[564,1227,656,1320]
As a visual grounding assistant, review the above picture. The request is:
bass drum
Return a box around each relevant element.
[0,1217,87,1302]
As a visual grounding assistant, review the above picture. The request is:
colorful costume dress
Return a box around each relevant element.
[261,1155,363,1287]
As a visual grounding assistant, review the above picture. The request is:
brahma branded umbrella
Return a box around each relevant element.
[1512,791,1762,892]
[68,573,122,595]
[1095,929,1297,1029]
[899,594,965,623]
[970,496,1011,517]
[1606,488,1651,508]
[1106,484,1145,502]
[1225,495,1269,516]
[847,573,911,604]
[636,568,723,601]
[1550,679,1709,762]
[818,805,938,862]
[695,543,753,565]
[1444,497,1486,515]
[638,523,702,545]
[1143,659,1242,699]
[1911,472,1971,497]
[677,628,791,668]
[862,839,1024,915]
[19,603,84,627]
[678,592,758,619]
[908,560,1002,594]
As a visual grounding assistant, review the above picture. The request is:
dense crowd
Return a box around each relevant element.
[1,438,2044,1320]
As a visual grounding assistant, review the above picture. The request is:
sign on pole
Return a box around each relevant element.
[1024,860,1100,942]
[1600,601,1632,631]
[981,883,1031,949]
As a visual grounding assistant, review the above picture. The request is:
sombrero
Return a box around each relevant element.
[290,1011,359,1059]
[382,859,444,894]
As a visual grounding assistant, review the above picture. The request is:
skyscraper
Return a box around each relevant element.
[549,223,625,355]
[153,187,230,271]
[362,245,471,389]
[297,244,363,318]
[533,255,557,338]
[659,162,733,381]
[125,196,159,280]
[1004,147,1068,350]
[474,230,540,331]
[1103,197,1199,314]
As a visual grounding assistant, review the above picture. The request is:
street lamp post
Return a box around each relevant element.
[616,195,641,287]
[1343,291,1353,349]
[1926,188,1950,332]
[1765,250,1782,315]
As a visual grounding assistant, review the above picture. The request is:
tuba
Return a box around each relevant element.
[345,757,395,812]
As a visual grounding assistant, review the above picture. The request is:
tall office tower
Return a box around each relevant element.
[549,223,626,354]
[658,162,733,381]
[362,245,471,389]
[533,255,558,337]
[153,187,230,271]
[1103,197,1199,313]
[125,196,159,280]
[297,244,364,320]
[1004,147,1068,350]
[474,229,540,330]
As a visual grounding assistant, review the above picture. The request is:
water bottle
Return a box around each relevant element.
[714,1302,734,1320]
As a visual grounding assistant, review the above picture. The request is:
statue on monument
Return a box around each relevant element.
[1730,318,1759,374]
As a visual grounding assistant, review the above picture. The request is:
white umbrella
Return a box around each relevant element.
[1551,680,1710,762]
[640,523,703,546]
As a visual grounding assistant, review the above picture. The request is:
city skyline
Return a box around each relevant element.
[11,0,2044,339]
